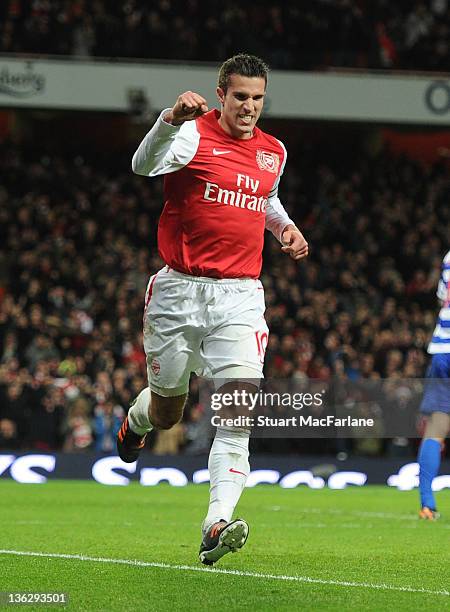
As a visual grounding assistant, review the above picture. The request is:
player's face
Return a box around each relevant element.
[217,74,266,140]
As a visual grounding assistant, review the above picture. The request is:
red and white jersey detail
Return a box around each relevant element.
[132,109,293,278]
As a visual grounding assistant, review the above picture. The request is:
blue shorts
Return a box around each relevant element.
[420,353,450,415]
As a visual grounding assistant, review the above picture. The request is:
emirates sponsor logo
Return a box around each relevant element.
[203,182,267,212]
[256,150,280,174]
[203,172,267,213]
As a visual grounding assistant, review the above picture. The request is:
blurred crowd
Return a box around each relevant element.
[0,133,448,455]
[1,0,449,72]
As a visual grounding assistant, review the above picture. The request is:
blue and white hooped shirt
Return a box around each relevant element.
[428,250,450,354]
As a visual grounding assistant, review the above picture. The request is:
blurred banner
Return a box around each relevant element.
[0,57,449,124]
[1,452,449,490]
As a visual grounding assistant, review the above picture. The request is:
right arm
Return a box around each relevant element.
[132,91,208,177]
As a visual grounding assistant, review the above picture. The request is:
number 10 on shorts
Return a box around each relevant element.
[255,330,268,364]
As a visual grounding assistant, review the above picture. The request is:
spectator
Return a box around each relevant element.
[0,381,31,441]
[0,1,448,72]
[93,400,124,453]
[184,404,213,455]
[0,418,20,450]
[152,423,185,455]
[63,397,94,451]
[27,387,65,451]
[0,133,448,457]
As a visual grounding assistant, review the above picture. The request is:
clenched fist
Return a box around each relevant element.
[164,91,209,126]
[281,225,309,261]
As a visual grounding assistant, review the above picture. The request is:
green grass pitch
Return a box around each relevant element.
[0,481,448,611]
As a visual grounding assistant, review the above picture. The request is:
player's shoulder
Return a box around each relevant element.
[254,130,287,174]
[256,126,286,154]
[443,250,450,265]
[194,109,220,134]
[170,119,201,159]
[178,117,200,137]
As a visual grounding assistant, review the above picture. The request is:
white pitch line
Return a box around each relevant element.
[0,550,448,597]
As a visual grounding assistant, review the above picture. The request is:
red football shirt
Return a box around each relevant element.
[132,109,293,279]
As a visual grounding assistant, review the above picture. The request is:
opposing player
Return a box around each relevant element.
[417,250,450,520]
[117,54,308,562]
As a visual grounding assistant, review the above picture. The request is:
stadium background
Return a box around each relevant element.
[0,0,449,485]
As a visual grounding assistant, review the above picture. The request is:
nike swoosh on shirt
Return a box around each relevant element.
[213,148,232,155]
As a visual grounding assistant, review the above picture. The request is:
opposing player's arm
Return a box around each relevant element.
[131,91,208,177]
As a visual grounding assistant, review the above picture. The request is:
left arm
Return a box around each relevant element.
[280,223,309,261]
[265,143,309,261]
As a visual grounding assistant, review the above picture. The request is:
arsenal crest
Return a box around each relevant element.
[256,150,280,174]
[151,358,160,375]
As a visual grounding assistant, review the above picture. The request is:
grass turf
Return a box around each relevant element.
[0,481,448,611]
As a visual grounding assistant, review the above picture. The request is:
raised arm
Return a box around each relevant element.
[132,91,208,177]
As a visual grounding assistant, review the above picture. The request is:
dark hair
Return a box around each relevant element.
[217,53,269,92]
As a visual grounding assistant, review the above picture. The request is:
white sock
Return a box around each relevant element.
[202,427,250,534]
[128,387,153,435]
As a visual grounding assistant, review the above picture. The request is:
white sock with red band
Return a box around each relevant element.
[203,427,250,534]
[128,387,153,435]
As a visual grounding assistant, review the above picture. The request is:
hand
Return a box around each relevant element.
[164,91,208,125]
[281,225,309,260]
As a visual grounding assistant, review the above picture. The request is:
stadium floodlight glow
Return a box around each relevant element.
[139,467,188,487]
[92,456,137,486]
[9,454,56,484]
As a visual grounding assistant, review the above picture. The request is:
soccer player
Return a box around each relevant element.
[417,250,450,520]
[117,54,308,563]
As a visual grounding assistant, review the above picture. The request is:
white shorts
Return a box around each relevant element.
[143,266,269,397]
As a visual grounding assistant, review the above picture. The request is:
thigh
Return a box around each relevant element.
[424,411,450,439]
[202,280,268,380]
[420,353,450,416]
[143,269,202,397]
